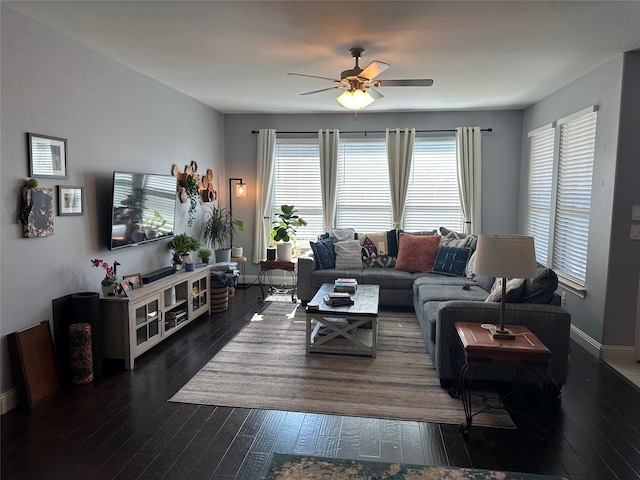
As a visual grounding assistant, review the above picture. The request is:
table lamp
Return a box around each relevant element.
[473,235,538,339]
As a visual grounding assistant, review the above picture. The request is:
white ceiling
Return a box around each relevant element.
[6,1,640,114]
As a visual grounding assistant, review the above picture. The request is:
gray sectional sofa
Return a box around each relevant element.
[297,227,572,389]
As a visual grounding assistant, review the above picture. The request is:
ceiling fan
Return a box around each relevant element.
[288,47,433,110]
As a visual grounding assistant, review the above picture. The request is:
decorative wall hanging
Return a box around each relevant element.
[28,133,68,179]
[57,185,84,216]
[20,183,54,238]
[171,161,217,226]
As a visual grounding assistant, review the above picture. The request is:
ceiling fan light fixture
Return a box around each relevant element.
[336,88,375,110]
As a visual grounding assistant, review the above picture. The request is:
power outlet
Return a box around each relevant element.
[561,291,566,305]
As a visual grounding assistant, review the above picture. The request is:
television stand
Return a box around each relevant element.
[142,266,175,284]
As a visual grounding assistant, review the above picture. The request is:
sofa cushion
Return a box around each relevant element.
[431,246,471,276]
[362,255,396,268]
[361,268,416,290]
[310,238,336,270]
[416,282,489,304]
[521,268,559,304]
[334,240,363,269]
[475,275,495,293]
[485,278,526,303]
[395,233,441,273]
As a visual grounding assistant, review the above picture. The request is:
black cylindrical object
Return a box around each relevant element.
[267,247,276,261]
[71,292,102,377]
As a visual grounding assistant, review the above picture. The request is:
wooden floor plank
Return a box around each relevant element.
[2,286,640,480]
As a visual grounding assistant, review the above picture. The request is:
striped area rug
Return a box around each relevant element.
[170,305,514,428]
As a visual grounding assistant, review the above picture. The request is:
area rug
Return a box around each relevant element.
[170,306,514,428]
[266,454,568,480]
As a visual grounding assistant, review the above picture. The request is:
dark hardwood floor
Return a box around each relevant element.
[3,286,640,480]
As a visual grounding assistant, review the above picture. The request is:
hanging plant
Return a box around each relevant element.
[184,175,201,227]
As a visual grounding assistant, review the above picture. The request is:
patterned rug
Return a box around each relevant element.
[170,306,514,428]
[266,454,568,480]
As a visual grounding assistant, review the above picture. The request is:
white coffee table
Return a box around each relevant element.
[305,283,379,357]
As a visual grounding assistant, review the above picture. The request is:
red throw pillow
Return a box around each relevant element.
[395,233,441,273]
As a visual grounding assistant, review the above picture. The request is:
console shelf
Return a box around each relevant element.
[100,267,210,369]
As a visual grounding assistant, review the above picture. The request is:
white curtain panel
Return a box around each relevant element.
[253,129,277,263]
[319,129,340,232]
[386,128,416,229]
[455,126,482,234]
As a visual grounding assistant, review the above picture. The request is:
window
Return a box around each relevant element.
[404,137,462,232]
[526,107,597,290]
[526,126,555,265]
[552,110,597,286]
[335,140,392,231]
[272,140,323,244]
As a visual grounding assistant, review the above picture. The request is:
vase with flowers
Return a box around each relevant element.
[91,258,120,296]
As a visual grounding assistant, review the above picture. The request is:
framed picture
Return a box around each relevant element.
[28,133,68,179]
[57,185,84,216]
[120,279,134,297]
[122,273,143,289]
[21,187,54,238]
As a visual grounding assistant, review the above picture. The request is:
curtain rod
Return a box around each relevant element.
[251,128,492,135]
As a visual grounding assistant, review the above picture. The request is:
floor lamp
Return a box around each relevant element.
[473,235,538,339]
[228,177,246,250]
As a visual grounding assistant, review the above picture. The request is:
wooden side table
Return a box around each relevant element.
[450,322,553,435]
[258,259,297,302]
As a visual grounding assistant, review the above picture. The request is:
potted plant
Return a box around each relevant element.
[142,210,167,239]
[199,201,234,262]
[197,247,212,264]
[272,204,307,261]
[168,233,201,270]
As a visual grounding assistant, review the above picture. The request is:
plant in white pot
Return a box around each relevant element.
[168,233,201,271]
[272,204,307,261]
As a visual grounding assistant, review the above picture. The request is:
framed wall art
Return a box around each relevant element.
[21,186,54,238]
[28,133,68,179]
[57,185,84,216]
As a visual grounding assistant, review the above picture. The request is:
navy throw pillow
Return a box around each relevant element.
[310,238,336,270]
[431,246,471,276]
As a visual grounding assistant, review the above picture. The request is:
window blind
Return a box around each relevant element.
[552,111,597,286]
[336,141,392,231]
[526,127,555,265]
[272,141,323,242]
[404,138,462,232]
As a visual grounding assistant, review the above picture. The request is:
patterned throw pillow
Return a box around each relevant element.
[310,238,336,270]
[358,231,389,259]
[431,246,471,276]
[395,234,441,273]
[439,227,476,248]
[334,240,364,269]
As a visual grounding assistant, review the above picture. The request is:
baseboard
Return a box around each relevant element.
[0,387,20,415]
[570,324,602,358]
[600,344,636,363]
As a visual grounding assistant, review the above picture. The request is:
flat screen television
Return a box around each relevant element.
[108,171,177,250]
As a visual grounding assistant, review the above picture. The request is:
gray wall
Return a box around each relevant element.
[0,7,225,395]
[519,54,636,345]
[224,110,524,281]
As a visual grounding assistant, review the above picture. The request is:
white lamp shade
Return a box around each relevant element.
[336,89,375,110]
[473,235,538,279]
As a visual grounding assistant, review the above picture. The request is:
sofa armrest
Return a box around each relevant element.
[296,250,316,303]
[434,301,571,386]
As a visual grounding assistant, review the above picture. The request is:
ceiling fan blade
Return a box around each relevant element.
[358,61,390,80]
[368,88,384,100]
[288,72,341,82]
[377,79,434,87]
[300,86,343,96]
